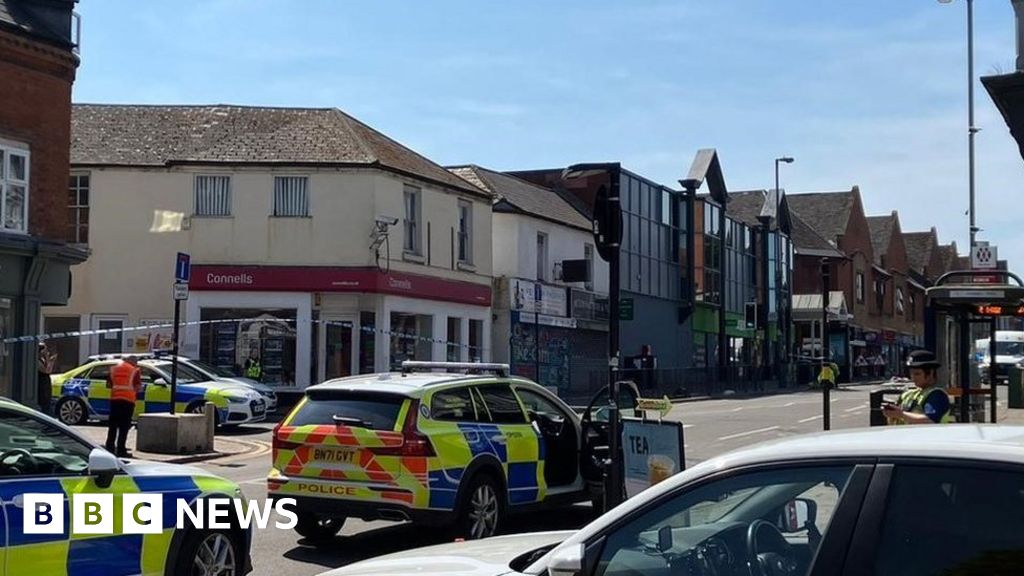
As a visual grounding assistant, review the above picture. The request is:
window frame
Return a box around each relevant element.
[272,175,311,218]
[457,199,473,265]
[404,185,422,255]
[67,172,90,244]
[1,143,30,234]
[428,385,479,423]
[473,383,528,425]
[194,174,233,217]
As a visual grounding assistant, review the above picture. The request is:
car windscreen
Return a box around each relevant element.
[147,362,207,384]
[290,391,406,430]
[995,341,1024,357]
[189,359,236,378]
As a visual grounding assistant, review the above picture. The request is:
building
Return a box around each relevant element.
[0,0,87,400]
[981,1,1024,161]
[58,104,494,394]
[449,165,609,400]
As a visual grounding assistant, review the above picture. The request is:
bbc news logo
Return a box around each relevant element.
[24,494,298,534]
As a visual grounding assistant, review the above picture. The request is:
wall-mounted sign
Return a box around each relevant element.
[621,418,685,498]
[511,279,568,317]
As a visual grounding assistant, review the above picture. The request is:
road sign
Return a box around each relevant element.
[175,252,192,282]
[971,243,997,270]
[593,184,623,262]
[636,396,672,417]
[173,282,189,301]
[619,297,634,321]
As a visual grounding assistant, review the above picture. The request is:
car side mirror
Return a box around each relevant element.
[152,378,168,386]
[548,543,585,576]
[778,498,818,533]
[88,448,120,488]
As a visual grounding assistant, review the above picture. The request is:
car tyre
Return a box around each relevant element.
[56,397,87,426]
[455,473,504,540]
[175,529,242,576]
[294,511,345,544]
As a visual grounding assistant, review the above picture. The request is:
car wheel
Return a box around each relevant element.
[56,397,87,426]
[175,529,241,576]
[456,473,504,540]
[294,511,345,544]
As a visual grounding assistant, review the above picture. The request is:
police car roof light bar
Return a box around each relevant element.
[400,361,510,378]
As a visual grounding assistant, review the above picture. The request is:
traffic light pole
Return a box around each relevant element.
[821,259,831,431]
[170,297,180,415]
[606,174,624,511]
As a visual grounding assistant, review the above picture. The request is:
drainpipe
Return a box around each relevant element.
[1015,0,1024,71]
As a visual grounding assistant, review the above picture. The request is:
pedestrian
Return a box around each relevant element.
[882,350,953,425]
[634,344,658,393]
[37,342,57,415]
[106,355,142,457]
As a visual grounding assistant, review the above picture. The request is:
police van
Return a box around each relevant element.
[0,397,252,575]
[268,361,637,542]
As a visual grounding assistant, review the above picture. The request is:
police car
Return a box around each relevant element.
[88,353,279,411]
[268,361,637,543]
[0,397,252,576]
[51,358,267,427]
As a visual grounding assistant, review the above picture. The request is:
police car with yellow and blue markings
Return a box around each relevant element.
[51,358,267,427]
[0,396,252,575]
[269,361,637,542]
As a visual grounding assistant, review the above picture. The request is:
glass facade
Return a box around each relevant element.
[198,308,298,387]
[619,171,687,301]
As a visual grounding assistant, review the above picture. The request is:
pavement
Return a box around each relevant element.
[73,421,271,464]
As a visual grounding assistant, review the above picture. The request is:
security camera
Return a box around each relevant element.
[376,216,399,226]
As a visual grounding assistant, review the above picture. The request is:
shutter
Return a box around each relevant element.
[274,177,309,216]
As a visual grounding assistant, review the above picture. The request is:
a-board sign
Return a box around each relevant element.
[621,417,685,498]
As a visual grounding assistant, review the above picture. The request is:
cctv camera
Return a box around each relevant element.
[376,216,399,226]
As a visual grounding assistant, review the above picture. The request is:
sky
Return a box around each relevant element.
[73,0,1024,271]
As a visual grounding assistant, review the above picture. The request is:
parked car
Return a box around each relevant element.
[269,361,638,542]
[89,352,278,411]
[319,424,1024,576]
[52,358,266,426]
[0,397,253,575]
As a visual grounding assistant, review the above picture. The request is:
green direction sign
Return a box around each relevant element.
[619,298,635,321]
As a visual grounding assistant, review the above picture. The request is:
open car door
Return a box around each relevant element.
[579,381,640,506]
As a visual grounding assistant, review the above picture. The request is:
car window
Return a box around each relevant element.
[85,364,112,381]
[289,391,406,431]
[0,411,91,477]
[595,466,856,576]
[149,362,205,384]
[873,465,1024,576]
[430,387,478,422]
[139,367,160,384]
[476,385,527,424]
[515,388,569,421]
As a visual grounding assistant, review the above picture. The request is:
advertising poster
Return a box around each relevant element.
[621,418,686,498]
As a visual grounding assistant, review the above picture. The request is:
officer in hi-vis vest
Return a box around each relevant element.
[106,355,143,457]
[883,350,953,425]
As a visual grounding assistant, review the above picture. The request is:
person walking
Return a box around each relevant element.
[882,350,953,425]
[106,356,142,457]
[37,342,57,415]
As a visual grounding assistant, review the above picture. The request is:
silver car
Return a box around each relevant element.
[321,425,1024,576]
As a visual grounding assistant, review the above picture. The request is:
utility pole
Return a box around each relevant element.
[821,258,831,431]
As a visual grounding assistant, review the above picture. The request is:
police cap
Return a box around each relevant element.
[906,349,941,369]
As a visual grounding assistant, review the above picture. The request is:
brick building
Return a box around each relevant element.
[0,0,87,401]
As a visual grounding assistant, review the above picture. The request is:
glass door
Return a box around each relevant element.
[91,315,127,356]
[321,315,356,382]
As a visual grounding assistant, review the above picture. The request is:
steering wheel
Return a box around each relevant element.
[746,520,799,576]
[0,448,39,474]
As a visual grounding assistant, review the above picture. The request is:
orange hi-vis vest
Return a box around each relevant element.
[110,362,140,403]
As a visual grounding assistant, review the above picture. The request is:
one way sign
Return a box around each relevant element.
[175,252,191,282]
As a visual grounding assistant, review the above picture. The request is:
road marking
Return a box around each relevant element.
[717,426,780,441]
[784,402,796,407]
[798,415,823,423]
[239,478,267,486]
[683,424,695,429]
[731,407,744,413]
[844,406,866,413]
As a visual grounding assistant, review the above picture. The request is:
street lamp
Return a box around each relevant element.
[938,0,979,250]
[772,157,794,385]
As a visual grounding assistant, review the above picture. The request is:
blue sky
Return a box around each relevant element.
[74,0,1024,268]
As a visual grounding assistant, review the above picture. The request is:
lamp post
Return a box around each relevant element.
[773,157,794,385]
[938,0,978,250]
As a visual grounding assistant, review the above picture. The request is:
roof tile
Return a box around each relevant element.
[448,165,590,230]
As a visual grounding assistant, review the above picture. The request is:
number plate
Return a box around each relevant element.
[312,448,357,464]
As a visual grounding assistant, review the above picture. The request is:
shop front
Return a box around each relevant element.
[184,266,491,392]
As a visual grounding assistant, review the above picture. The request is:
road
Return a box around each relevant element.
[80,386,884,576]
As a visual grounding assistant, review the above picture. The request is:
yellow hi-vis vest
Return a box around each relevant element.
[895,386,954,424]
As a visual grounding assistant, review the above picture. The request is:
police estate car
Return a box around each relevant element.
[269,361,636,543]
[0,397,252,576]
[51,358,266,427]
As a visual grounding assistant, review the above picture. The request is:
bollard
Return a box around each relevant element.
[204,402,216,450]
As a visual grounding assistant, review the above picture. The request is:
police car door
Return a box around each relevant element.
[473,384,543,506]
[82,363,115,418]
[0,408,137,575]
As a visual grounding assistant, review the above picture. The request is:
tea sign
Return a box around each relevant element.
[620,417,686,498]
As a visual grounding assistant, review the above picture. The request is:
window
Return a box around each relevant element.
[0,411,92,476]
[447,317,462,362]
[273,176,309,217]
[476,385,527,424]
[896,287,905,315]
[1,145,29,233]
[856,272,865,304]
[596,466,856,576]
[430,387,478,422]
[536,232,549,281]
[515,388,568,423]
[404,185,421,254]
[468,319,484,362]
[389,312,432,369]
[909,294,917,321]
[458,200,473,264]
[873,465,1024,576]
[67,173,89,243]
[288,391,404,430]
[584,243,595,291]
[85,364,112,381]
[195,175,232,216]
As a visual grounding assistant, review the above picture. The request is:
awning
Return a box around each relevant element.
[791,291,852,322]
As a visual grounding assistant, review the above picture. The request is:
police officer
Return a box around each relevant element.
[883,349,953,425]
[245,353,262,381]
[106,356,142,457]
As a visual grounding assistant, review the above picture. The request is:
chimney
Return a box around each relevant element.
[1016,0,1024,71]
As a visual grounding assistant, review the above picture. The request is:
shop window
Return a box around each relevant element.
[469,319,484,362]
[359,311,376,374]
[199,308,298,386]
[273,176,309,217]
[68,173,89,244]
[195,175,232,217]
[1,144,29,233]
[390,312,432,369]
[43,316,81,374]
[447,317,462,362]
